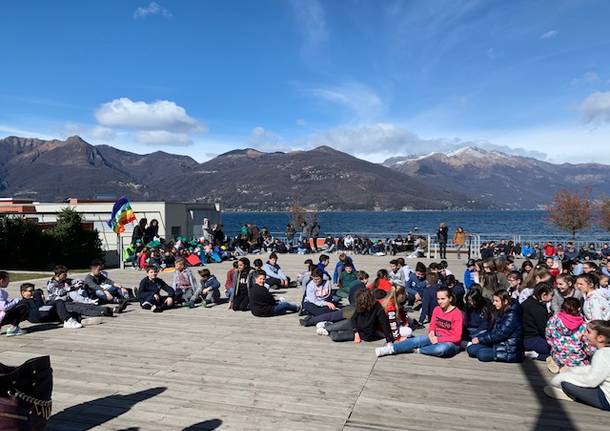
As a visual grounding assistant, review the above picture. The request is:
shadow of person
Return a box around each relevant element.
[519,360,577,430]
[48,386,167,431]
[182,418,223,430]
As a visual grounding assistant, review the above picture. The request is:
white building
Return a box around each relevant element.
[0,198,222,265]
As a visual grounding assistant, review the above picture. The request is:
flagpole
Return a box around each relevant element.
[118,233,124,270]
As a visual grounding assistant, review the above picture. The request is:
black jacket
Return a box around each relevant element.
[248,283,277,317]
[351,303,393,343]
[138,277,174,304]
[521,296,550,338]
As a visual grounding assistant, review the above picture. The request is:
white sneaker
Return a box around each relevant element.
[5,326,26,337]
[524,351,539,359]
[63,318,83,329]
[543,385,574,401]
[375,345,394,357]
[316,327,329,336]
[316,321,328,329]
[81,317,103,326]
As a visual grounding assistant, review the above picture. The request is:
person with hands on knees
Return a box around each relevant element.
[138,266,175,313]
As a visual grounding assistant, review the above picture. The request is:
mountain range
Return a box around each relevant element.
[1,135,608,210]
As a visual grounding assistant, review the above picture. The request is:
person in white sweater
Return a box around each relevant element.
[544,320,610,411]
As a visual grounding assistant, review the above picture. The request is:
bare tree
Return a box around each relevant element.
[600,198,610,233]
[547,190,592,239]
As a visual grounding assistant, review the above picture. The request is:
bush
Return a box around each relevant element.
[0,208,103,270]
[46,208,103,268]
[0,217,50,269]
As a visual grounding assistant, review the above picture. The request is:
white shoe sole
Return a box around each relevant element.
[81,317,103,326]
[543,386,574,401]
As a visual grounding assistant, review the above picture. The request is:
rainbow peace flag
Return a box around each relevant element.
[107,196,137,234]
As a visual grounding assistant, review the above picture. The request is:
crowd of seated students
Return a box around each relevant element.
[3,240,610,412]
[289,252,610,411]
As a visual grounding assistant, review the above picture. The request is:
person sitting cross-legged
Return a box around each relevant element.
[138,266,175,313]
[172,257,198,305]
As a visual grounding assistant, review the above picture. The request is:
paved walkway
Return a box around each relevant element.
[2,254,608,430]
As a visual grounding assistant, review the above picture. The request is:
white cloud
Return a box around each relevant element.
[95,98,204,132]
[133,2,172,19]
[290,0,327,46]
[300,82,385,120]
[64,123,116,141]
[296,118,306,126]
[540,30,558,40]
[248,127,290,152]
[579,91,610,123]
[135,131,192,146]
[571,72,601,87]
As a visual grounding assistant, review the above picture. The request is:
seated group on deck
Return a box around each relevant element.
[2,244,610,412]
[226,251,610,412]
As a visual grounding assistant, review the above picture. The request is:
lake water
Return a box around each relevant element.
[222,210,609,242]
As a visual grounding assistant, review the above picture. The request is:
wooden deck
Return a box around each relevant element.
[2,255,608,430]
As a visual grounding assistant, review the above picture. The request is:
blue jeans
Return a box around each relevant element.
[467,343,495,362]
[272,301,298,316]
[95,286,121,304]
[393,335,460,358]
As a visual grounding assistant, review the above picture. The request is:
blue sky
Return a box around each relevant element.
[1,0,610,163]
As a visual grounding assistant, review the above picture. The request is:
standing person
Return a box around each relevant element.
[310,221,321,252]
[453,227,467,260]
[375,287,463,358]
[229,257,253,311]
[201,218,212,243]
[285,224,296,250]
[437,223,449,260]
[248,270,299,317]
[300,221,310,244]
[545,320,610,411]
[138,266,175,312]
[143,219,159,244]
[0,271,28,337]
[467,289,524,363]
[132,218,147,245]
